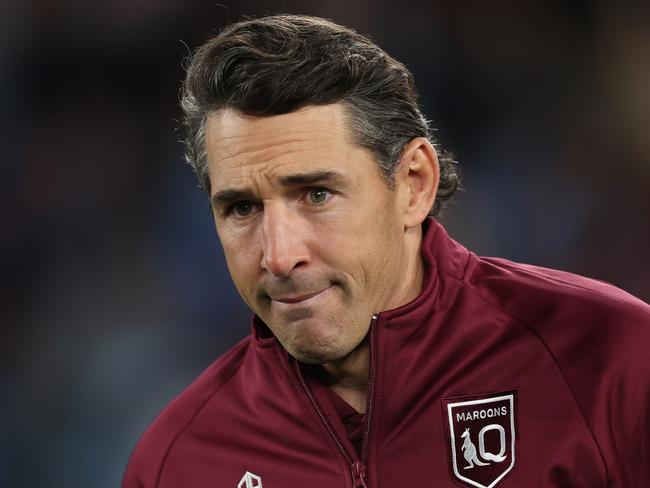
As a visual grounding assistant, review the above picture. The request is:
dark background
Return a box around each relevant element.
[2,1,649,486]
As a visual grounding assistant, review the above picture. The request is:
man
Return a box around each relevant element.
[123,15,650,488]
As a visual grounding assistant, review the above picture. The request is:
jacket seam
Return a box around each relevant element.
[375,324,390,488]
[461,278,611,483]
[484,259,636,308]
[154,366,244,488]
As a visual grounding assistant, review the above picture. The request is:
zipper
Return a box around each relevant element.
[351,460,368,488]
[360,315,378,469]
[294,359,355,461]
[294,314,378,488]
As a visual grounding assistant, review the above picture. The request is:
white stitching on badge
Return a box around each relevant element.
[447,393,516,488]
[237,471,262,488]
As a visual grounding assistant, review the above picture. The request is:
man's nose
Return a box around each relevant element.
[260,205,309,276]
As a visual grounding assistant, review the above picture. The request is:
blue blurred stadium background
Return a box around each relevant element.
[2,1,649,486]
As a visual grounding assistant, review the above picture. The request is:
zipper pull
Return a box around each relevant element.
[351,461,368,488]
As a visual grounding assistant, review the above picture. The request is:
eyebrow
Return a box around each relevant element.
[278,170,345,186]
[211,189,255,209]
[210,170,346,208]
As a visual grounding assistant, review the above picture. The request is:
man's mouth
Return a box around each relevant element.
[270,286,333,306]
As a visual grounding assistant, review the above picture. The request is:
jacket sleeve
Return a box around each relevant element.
[615,315,650,487]
[630,398,650,487]
[549,296,650,487]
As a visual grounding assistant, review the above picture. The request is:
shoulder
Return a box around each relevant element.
[464,255,650,392]
[467,255,650,334]
[121,336,253,488]
[465,254,650,404]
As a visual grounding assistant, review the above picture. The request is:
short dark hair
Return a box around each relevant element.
[181,14,459,216]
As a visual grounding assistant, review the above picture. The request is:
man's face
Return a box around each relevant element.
[205,103,417,364]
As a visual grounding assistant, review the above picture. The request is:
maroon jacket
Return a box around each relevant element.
[123,220,650,488]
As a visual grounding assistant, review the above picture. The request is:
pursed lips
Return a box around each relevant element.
[270,285,333,305]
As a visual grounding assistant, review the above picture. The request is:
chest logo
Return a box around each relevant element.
[238,471,262,488]
[442,390,517,488]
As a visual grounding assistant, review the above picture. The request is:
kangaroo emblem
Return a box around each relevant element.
[461,428,489,469]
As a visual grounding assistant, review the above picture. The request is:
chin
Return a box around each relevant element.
[288,345,341,365]
[286,339,349,365]
[271,315,365,364]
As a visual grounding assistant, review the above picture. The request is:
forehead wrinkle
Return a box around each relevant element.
[215,142,334,182]
[205,104,365,195]
[212,158,303,198]
[212,129,351,165]
[212,135,354,189]
[206,106,355,153]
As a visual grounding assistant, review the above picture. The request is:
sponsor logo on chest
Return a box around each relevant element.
[442,390,517,488]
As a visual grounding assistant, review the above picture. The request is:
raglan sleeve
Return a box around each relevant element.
[630,393,650,486]
[586,300,650,486]
[541,292,650,486]
[617,309,650,487]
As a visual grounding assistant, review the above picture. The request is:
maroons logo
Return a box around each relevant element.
[442,390,517,488]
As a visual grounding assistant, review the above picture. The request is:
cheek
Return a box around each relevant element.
[317,200,400,275]
[357,215,404,286]
[221,237,261,298]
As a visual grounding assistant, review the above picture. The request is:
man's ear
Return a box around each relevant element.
[395,137,440,228]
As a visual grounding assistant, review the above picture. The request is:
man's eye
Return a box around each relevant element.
[231,201,255,217]
[307,188,331,205]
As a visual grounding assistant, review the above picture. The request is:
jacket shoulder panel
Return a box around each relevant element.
[466,256,650,485]
[469,256,650,351]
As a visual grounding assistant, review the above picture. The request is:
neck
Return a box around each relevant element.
[319,338,370,412]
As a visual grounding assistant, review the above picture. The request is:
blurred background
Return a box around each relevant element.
[2,1,649,486]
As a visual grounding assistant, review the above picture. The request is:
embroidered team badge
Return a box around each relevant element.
[442,390,517,488]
